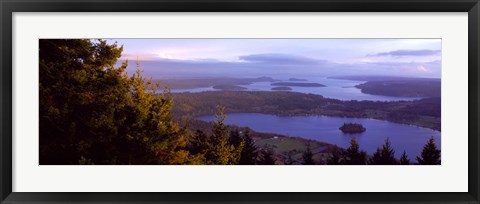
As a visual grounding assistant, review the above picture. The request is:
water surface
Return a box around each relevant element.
[171,77,422,101]
[197,113,441,158]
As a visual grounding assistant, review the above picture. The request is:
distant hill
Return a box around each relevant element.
[355,80,440,97]
[171,91,441,131]
[329,75,440,82]
[328,75,441,98]
[157,76,276,89]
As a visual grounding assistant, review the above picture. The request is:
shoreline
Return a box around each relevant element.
[195,111,441,132]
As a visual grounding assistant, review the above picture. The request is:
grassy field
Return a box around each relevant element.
[254,135,342,164]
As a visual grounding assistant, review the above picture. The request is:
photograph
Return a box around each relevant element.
[2,0,476,202]
[39,38,441,165]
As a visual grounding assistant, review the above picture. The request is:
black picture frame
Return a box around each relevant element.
[1,0,479,203]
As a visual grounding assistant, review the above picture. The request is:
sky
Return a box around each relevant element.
[106,39,441,79]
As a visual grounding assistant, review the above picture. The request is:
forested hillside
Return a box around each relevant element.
[171,91,441,131]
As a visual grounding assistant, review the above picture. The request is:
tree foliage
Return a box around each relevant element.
[238,129,258,165]
[399,150,410,165]
[40,39,193,164]
[189,130,209,155]
[339,123,366,134]
[344,138,367,165]
[369,138,398,165]
[416,137,441,165]
[204,106,243,164]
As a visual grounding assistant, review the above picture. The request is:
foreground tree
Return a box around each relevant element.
[369,138,398,165]
[39,39,193,164]
[228,127,243,147]
[189,130,209,155]
[204,106,243,164]
[416,137,441,165]
[399,150,410,165]
[238,129,258,165]
[344,138,367,165]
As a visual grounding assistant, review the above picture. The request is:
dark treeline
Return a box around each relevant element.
[325,137,441,165]
[355,79,441,98]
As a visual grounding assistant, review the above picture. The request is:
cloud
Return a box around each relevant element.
[118,53,441,79]
[356,60,441,76]
[120,53,161,61]
[238,53,322,65]
[371,49,441,57]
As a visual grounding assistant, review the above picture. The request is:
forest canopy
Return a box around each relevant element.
[40,39,195,164]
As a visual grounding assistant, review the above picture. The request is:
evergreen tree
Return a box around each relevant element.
[205,106,242,164]
[302,145,315,165]
[39,39,192,164]
[40,39,125,164]
[229,127,242,147]
[399,150,410,165]
[369,138,398,165]
[190,130,209,155]
[258,146,276,165]
[344,138,367,165]
[416,137,441,165]
[238,129,258,165]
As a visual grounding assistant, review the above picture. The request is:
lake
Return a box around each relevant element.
[170,77,422,101]
[197,113,441,158]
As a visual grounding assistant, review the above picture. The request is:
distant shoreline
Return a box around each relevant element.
[171,91,441,131]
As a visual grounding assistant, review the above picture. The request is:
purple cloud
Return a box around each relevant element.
[372,49,441,57]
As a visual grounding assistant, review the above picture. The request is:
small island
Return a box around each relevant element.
[271,82,326,87]
[271,86,293,91]
[288,78,308,82]
[339,123,366,134]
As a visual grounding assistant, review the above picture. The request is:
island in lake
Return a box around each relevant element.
[339,123,366,134]
[271,82,326,87]
[288,78,308,81]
